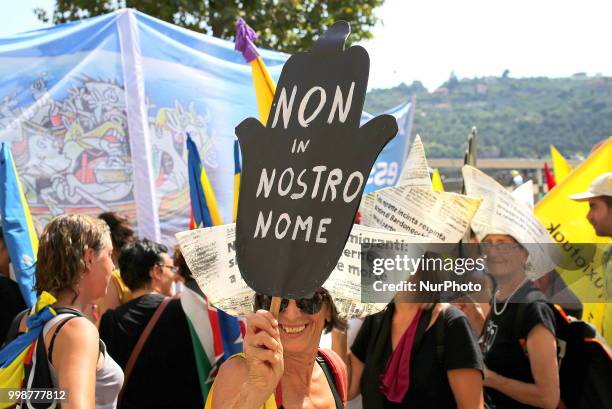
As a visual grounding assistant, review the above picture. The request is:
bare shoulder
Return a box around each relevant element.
[44,315,98,351]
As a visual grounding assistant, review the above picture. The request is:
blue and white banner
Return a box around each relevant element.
[363,102,413,194]
[0,9,411,244]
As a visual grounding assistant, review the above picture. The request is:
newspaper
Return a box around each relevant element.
[462,165,558,277]
[511,180,535,210]
[396,135,432,188]
[360,185,482,244]
[176,223,427,319]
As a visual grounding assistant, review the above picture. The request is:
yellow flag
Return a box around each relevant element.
[431,168,445,192]
[234,19,278,222]
[200,163,223,227]
[535,138,612,342]
[250,57,276,124]
[550,145,573,183]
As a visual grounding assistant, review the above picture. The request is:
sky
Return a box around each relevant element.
[1,0,611,91]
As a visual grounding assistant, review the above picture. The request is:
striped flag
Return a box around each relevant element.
[0,292,56,407]
[181,289,219,398]
[184,135,244,400]
[181,288,244,400]
[0,142,38,307]
[187,134,222,229]
[232,140,241,223]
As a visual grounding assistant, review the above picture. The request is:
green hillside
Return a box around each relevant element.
[364,75,612,158]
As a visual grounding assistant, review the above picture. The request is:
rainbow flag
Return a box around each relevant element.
[185,134,244,401]
[0,292,56,406]
[181,289,244,401]
[186,134,222,229]
[0,143,38,307]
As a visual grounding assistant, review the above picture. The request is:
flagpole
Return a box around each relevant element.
[461,126,477,244]
[235,19,283,320]
[270,296,282,319]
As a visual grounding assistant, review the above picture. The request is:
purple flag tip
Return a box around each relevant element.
[234,17,259,63]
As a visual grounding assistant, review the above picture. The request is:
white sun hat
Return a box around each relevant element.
[568,172,612,201]
[462,165,559,279]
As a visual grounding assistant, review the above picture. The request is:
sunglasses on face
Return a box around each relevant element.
[255,291,327,315]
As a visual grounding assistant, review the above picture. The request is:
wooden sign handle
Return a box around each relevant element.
[270,296,282,319]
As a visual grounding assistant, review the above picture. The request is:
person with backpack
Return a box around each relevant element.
[478,234,560,409]
[98,238,203,409]
[8,214,124,408]
[207,288,349,409]
[462,167,561,409]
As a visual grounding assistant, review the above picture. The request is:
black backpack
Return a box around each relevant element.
[514,290,612,409]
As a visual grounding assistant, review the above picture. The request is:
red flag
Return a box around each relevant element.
[544,161,556,190]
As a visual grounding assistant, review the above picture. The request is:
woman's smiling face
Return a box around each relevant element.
[277,299,331,354]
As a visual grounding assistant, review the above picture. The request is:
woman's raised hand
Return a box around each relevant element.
[244,310,284,396]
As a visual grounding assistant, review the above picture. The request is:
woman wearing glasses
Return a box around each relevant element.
[462,166,560,408]
[477,234,559,409]
[207,289,348,409]
[99,239,204,409]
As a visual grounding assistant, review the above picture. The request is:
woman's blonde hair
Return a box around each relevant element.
[35,214,111,295]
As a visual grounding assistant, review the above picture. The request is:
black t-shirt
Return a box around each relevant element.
[99,293,203,409]
[482,282,556,409]
[351,304,484,409]
[0,276,26,346]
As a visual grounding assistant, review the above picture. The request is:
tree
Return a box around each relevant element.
[447,71,459,89]
[34,0,385,54]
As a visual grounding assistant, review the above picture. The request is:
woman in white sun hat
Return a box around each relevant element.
[462,166,560,409]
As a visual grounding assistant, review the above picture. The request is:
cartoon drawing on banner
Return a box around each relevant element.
[0,74,133,221]
[149,100,216,195]
[0,73,217,229]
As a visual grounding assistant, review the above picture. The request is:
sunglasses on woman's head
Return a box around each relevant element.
[255,291,327,315]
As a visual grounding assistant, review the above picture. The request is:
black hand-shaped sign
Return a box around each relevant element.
[235,21,398,298]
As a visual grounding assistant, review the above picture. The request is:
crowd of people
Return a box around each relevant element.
[1,172,611,409]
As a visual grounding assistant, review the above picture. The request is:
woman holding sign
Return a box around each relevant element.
[207,289,348,409]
